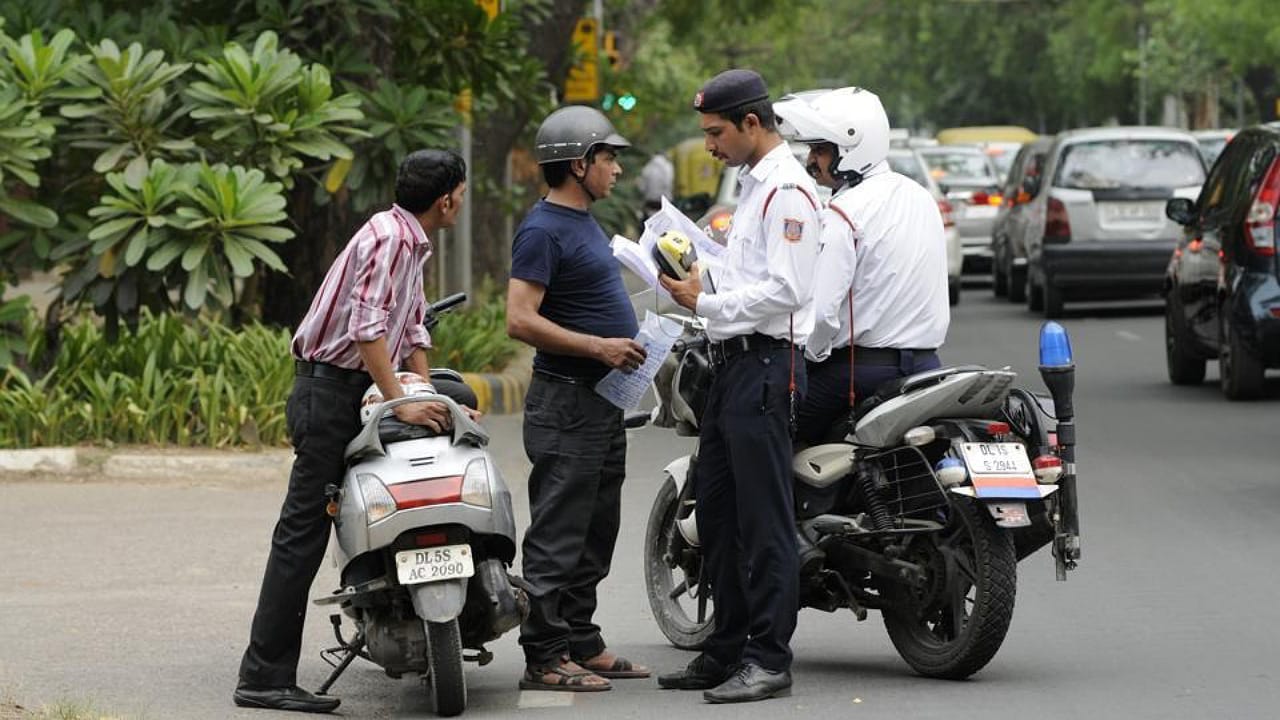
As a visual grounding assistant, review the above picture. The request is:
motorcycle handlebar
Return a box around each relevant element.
[672,335,709,354]
[431,292,468,315]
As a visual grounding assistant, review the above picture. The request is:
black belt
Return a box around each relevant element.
[830,345,938,366]
[533,369,596,386]
[707,333,799,367]
[294,360,371,387]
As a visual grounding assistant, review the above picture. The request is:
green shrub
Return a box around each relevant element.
[0,299,519,448]
[4,309,294,448]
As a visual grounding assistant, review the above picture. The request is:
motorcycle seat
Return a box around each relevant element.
[820,365,991,443]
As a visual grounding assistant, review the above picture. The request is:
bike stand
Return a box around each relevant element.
[317,614,368,695]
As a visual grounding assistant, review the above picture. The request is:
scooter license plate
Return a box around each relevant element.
[395,544,475,586]
[960,442,1033,476]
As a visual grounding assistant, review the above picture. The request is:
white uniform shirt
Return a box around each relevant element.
[696,142,822,344]
[806,163,950,361]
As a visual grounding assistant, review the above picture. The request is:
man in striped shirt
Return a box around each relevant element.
[235,150,471,714]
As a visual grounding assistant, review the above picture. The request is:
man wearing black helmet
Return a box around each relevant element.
[506,105,649,692]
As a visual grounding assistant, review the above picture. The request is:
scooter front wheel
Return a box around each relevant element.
[644,478,714,650]
[426,619,466,716]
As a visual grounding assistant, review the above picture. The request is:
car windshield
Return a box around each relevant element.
[887,153,929,186]
[1055,139,1205,190]
[986,147,1018,177]
[1198,138,1229,166]
[919,151,997,184]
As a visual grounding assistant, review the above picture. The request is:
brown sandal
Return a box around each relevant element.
[576,651,652,679]
[519,657,612,692]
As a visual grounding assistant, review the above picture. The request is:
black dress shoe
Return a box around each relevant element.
[703,663,792,704]
[233,684,341,714]
[657,653,731,690]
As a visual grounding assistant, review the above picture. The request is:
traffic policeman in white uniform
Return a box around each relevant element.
[774,87,949,445]
[659,68,821,704]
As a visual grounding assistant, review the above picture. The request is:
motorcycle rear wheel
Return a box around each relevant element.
[644,478,714,650]
[426,619,466,717]
[881,497,1016,679]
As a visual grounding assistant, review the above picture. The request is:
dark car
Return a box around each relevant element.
[1022,127,1207,318]
[1163,124,1280,400]
[991,137,1053,302]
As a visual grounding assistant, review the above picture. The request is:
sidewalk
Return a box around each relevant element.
[0,413,530,487]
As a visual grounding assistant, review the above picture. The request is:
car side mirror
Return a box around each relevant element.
[1165,197,1196,226]
[1020,177,1040,198]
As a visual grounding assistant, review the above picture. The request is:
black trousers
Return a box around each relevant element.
[238,373,477,687]
[518,374,626,665]
[696,346,806,672]
[795,349,942,445]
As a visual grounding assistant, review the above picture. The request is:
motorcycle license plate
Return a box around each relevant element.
[960,442,1033,476]
[395,544,475,586]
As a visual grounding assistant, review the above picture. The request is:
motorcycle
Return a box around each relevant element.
[643,317,1080,678]
[311,293,527,717]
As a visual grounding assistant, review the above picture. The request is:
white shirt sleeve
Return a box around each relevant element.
[806,207,857,361]
[696,186,820,325]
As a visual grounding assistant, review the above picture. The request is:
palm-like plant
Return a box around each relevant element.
[0,84,56,228]
[60,38,194,178]
[339,79,456,212]
[170,163,293,309]
[185,31,366,185]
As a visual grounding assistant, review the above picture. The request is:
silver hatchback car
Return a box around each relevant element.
[1021,127,1207,317]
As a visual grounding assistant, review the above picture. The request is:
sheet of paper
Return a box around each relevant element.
[594,311,684,411]
[611,234,673,302]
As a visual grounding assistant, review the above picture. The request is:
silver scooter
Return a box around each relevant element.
[313,294,527,717]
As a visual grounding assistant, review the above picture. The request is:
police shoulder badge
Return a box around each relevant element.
[783,217,804,243]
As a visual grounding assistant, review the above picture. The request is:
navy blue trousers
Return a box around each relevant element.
[695,345,805,672]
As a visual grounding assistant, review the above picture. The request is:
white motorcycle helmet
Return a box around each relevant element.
[359,371,436,425]
[775,86,890,180]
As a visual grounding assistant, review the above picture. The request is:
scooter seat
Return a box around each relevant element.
[377,417,447,444]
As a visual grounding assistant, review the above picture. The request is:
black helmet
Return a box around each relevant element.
[534,106,631,164]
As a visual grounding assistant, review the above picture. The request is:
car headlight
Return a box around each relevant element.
[460,458,492,508]
[356,473,396,524]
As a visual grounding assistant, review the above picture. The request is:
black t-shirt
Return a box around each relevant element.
[510,200,639,381]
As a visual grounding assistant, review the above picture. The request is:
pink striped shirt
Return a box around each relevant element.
[291,204,433,370]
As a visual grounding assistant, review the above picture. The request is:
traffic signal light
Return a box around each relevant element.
[603,31,621,71]
[617,93,636,111]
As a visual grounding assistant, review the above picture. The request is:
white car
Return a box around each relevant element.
[888,148,964,305]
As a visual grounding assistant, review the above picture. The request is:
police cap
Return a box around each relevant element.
[693,69,770,114]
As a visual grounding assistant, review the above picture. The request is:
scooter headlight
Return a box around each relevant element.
[460,458,492,508]
[356,473,396,524]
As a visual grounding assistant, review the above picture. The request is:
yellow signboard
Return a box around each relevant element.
[563,17,600,104]
[476,0,500,20]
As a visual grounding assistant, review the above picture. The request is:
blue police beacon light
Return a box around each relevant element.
[1038,321,1074,368]
[1037,320,1075,427]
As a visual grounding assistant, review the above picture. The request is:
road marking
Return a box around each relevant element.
[518,691,575,708]
[1116,330,1143,342]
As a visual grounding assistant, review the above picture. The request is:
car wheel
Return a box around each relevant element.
[991,254,1007,297]
[1042,280,1064,319]
[1165,299,1206,385]
[1007,262,1026,303]
[949,277,961,306]
[1026,269,1043,312]
[1219,311,1265,400]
